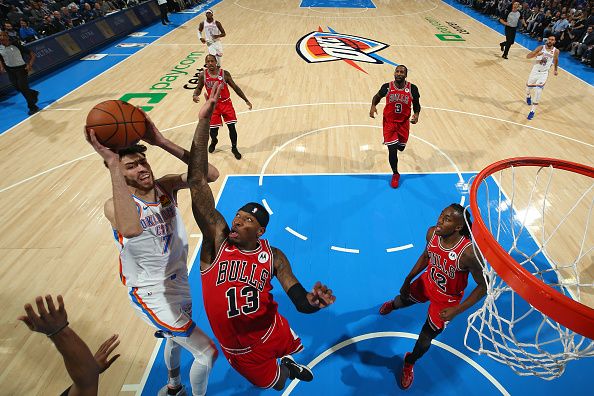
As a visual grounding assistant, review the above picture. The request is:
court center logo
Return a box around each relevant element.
[296,26,397,73]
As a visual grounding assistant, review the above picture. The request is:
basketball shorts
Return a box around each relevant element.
[210,98,237,128]
[526,71,548,88]
[207,41,223,57]
[222,313,304,388]
[408,272,462,330]
[383,118,410,149]
[128,273,195,337]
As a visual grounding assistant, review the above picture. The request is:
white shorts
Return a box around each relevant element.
[207,40,223,57]
[128,273,195,337]
[527,72,548,88]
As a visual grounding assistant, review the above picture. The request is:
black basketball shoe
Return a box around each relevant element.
[281,355,314,382]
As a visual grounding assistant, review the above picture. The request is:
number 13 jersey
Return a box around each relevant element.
[201,239,278,350]
[425,230,472,297]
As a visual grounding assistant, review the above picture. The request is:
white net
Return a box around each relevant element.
[464,161,594,380]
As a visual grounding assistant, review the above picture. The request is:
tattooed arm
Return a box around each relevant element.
[188,82,230,270]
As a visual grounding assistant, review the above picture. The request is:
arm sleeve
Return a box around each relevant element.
[376,83,389,98]
[287,283,320,314]
[411,84,421,113]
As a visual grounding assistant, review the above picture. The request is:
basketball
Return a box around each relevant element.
[85,100,146,149]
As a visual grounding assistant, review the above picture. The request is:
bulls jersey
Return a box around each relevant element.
[201,239,277,350]
[203,19,221,44]
[204,68,230,101]
[425,231,472,297]
[383,81,413,123]
[113,184,188,288]
[531,45,556,74]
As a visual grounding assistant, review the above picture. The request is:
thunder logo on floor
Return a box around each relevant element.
[296,26,398,73]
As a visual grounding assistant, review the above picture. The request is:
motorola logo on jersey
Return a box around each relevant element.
[296,26,398,73]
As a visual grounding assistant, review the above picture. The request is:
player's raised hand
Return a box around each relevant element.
[18,295,69,336]
[138,108,165,147]
[369,105,378,119]
[307,281,336,309]
[94,334,121,373]
[84,128,119,164]
[199,81,223,120]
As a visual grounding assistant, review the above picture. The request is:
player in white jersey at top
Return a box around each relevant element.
[85,111,220,396]
[525,35,559,120]
[198,9,226,66]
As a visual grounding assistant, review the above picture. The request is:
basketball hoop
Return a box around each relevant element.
[464,157,594,379]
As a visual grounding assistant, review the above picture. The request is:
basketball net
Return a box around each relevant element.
[464,158,594,380]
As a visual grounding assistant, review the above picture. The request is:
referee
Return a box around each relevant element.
[0,31,39,115]
[499,2,526,59]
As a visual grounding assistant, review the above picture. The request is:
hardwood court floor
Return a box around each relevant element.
[0,1,592,394]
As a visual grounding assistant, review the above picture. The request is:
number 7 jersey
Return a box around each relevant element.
[201,239,278,350]
[425,230,472,297]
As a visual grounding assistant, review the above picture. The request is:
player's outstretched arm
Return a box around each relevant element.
[84,128,142,238]
[18,295,100,396]
[272,247,336,313]
[439,249,487,322]
[224,70,252,110]
[193,72,205,103]
[400,227,432,296]
[188,82,229,266]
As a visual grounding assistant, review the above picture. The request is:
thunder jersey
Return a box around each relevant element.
[383,81,413,123]
[113,184,189,288]
[425,231,472,297]
[203,19,221,43]
[201,239,277,350]
[531,45,556,74]
[204,68,231,101]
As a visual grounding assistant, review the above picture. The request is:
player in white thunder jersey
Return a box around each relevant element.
[198,9,226,66]
[85,113,220,396]
[525,35,559,120]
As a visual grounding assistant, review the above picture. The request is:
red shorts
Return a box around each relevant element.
[383,118,410,148]
[210,98,237,128]
[408,272,462,330]
[221,313,304,388]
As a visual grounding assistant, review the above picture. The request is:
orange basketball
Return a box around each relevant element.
[86,100,146,149]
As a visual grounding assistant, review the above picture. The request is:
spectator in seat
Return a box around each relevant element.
[19,19,39,43]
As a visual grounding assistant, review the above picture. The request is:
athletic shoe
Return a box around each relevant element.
[390,173,400,188]
[231,146,242,160]
[158,384,187,396]
[281,355,314,382]
[502,54,508,59]
[526,96,532,105]
[527,111,535,120]
[400,352,414,390]
[28,105,39,115]
[379,300,395,315]
[208,138,218,153]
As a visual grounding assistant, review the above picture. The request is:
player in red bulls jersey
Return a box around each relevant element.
[188,82,336,391]
[192,54,252,160]
[369,65,421,189]
[378,204,486,390]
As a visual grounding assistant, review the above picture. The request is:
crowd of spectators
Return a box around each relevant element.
[458,0,594,66]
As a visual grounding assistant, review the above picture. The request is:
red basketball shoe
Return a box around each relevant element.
[400,352,414,390]
[390,173,400,188]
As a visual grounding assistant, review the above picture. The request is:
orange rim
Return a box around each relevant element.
[469,157,594,339]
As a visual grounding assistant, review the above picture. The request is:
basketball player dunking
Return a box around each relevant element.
[378,204,486,390]
[370,65,420,188]
[188,82,336,391]
[525,35,559,120]
[85,113,219,396]
[192,54,252,160]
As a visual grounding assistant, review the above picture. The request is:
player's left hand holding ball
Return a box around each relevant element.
[308,281,336,308]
